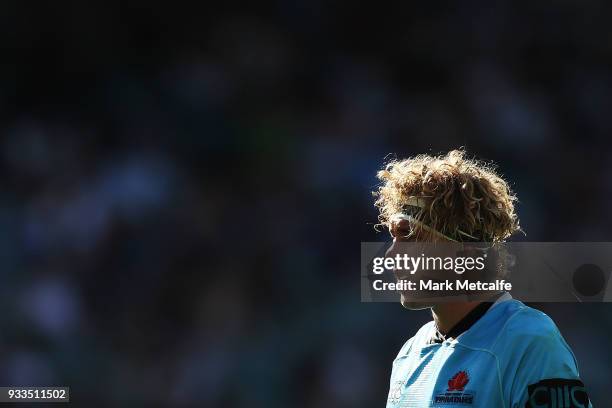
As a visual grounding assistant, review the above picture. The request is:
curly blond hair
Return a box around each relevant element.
[374,150,520,242]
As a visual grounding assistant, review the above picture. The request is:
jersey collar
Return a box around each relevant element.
[429,292,509,344]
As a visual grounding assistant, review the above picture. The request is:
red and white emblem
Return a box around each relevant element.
[447,370,469,392]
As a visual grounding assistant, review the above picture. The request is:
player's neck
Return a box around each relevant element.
[431,301,482,335]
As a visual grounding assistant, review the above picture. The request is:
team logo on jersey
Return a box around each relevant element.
[448,370,469,391]
[525,378,590,408]
[433,370,475,405]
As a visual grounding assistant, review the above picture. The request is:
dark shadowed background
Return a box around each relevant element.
[0,1,611,406]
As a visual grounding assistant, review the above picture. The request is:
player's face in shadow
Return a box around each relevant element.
[386,219,435,310]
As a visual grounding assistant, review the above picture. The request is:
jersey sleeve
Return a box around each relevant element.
[502,311,592,408]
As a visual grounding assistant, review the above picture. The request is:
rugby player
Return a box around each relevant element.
[375,150,592,407]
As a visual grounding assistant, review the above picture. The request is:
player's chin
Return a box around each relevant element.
[400,292,433,310]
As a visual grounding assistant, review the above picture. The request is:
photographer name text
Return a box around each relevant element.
[372,279,512,292]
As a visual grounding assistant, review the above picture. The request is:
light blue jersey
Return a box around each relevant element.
[387,298,592,407]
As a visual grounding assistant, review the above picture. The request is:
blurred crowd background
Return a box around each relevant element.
[1,1,611,406]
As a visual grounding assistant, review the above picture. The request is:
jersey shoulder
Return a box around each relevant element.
[458,299,566,353]
[474,301,580,383]
[493,305,587,406]
[490,302,574,358]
